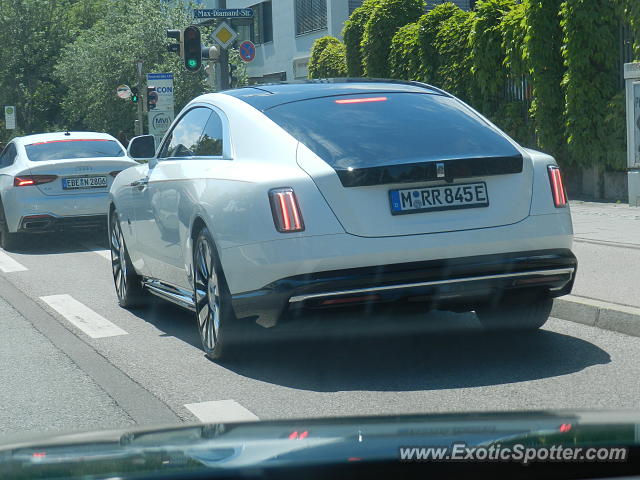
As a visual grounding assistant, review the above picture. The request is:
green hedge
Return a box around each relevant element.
[561,0,623,168]
[309,39,348,78]
[389,21,422,80]
[471,0,516,115]
[362,0,424,78]
[342,0,380,77]
[524,0,567,163]
[419,3,461,85]
[434,9,476,102]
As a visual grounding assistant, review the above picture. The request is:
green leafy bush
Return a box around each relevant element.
[389,22,422,80]
[342,0,380,77]
[561,0,622,167]
[362,0,424,78]
[623,0,640,58]
[308,37,348,78]
[471,0,515,115]
[434,9,476,102]
[419,3,461,85]
[524,0,567,162]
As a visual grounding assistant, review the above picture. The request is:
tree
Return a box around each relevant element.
[362,0,424,78]
[55,0,207,138]
[308,37,348,78]
[342,0,381,77]
[389,22,422,80]
[419,3,460,85]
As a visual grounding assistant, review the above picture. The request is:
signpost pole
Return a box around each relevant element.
[218,0,230,90]
[136,60,144,136]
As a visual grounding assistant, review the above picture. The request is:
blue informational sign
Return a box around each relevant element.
[239,40,256,62]
[194,8,253,19]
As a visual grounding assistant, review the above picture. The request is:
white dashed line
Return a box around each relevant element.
[0,250,28,273]
[184,400,260,423]
[80,243,111,260]
[40,294,128,338]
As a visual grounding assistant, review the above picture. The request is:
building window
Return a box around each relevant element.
[236,2,273,45]
[349,0,363,14]
[295,0,327,36]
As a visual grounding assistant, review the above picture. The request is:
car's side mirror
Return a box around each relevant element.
[127,135,156,160]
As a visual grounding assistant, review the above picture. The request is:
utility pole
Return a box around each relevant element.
[136,60,144,136]
[218,0,230,90]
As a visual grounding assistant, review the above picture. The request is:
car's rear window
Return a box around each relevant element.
[263,92,520,169]
[25,139,125,162]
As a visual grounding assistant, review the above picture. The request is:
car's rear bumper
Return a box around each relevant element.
[17,213,107,233]
[230,248,577,327]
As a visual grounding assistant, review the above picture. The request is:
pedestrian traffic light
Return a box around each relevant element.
[166,29,183,57]
[183,26,202,73]
[131,86,139,103]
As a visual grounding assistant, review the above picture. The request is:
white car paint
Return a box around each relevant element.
[0,132,137,234]
[110,84,574,326]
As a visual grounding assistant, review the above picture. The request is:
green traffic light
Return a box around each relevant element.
[187,59,198,68]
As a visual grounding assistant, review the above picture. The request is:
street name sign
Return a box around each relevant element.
[194,8,253,19]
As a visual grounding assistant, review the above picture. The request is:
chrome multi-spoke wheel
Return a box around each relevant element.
[110,209,144,308]
[193,227,235,359]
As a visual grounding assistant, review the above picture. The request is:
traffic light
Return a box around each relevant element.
[131,86,139,103]
[166,29,182,57]
[146,86,158,111]
[183,26,202,73]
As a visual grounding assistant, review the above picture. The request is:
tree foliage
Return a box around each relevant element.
[433,9,476,102]
[308,36,347,78]
[389,22,422,80]
[560,0,622,167]
[55,0,206,138]
[342,0,380,77]
[471,0,515,115]
[419,3,461,85]
[524,0,567,161]
[362,0,424,78]
[622,0,640,58]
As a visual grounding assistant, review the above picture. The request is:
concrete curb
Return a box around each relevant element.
[552,295,640,337]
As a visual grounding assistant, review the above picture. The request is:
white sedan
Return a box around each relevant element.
[0,132,137,249]
[109,80,576,359]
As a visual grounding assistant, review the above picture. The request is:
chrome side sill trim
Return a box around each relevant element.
[143,278,195,311]
[288,267,575,303]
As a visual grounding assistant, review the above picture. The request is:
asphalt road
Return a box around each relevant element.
[1,230,639,442]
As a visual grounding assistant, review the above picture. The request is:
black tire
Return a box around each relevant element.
[476,291,553,331]
[193,227,237,360]
[109,209,145,308]
[0,202,21,251]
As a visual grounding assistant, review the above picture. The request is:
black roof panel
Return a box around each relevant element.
[222,79,447,111]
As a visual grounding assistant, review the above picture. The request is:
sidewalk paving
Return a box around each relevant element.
[550,200,640,336]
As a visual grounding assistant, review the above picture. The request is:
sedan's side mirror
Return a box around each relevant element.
[127,135,156,160]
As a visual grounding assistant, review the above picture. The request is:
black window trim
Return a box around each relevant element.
[157,104,233,162]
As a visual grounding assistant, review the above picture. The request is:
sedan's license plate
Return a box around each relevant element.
[390,182,489,215]
[62,176,108,190]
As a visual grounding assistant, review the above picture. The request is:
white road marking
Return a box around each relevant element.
[40,294,128,338]
[0,250,28,273]
[80,242,111,260]
[184,400,259,423]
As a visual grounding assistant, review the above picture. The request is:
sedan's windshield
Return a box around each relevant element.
[25,139,125,161]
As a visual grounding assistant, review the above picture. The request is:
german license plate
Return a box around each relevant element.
[389,182,489,215]
[62,176,108,190]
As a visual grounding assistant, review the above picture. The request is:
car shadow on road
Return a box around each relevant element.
[215,304,611,393]
[3,231,109,255]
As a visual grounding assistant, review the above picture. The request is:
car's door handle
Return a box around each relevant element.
[130,178,149,189]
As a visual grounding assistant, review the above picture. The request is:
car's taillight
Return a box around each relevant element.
[269,188,304,233]
[547,166,567,208]
[109,170,122,178]
[14,175,58,187]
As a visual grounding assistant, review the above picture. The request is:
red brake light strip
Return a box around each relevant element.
[335,96,387,104]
